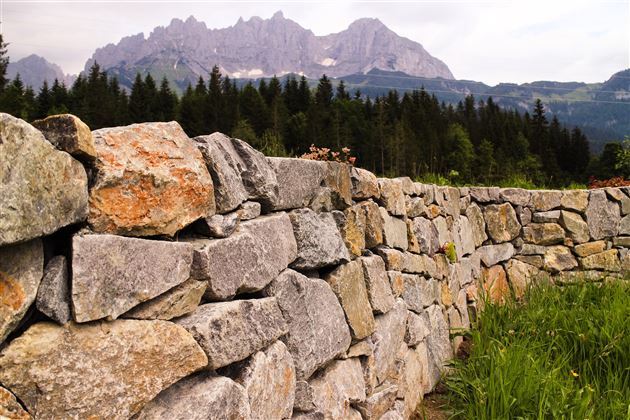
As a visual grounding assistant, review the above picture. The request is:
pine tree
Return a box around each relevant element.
[206,65,223,132]
[129,73,147,122]
[0,34,9,92]
[36,80,52,119]
[157,77,177,121]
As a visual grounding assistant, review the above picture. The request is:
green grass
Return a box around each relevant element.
[446,281,630,420]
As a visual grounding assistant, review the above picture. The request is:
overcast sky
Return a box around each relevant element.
[2,0,628,85]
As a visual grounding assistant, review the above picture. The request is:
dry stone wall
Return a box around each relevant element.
[0,112,628,419]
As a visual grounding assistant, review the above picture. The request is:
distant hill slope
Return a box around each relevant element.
[7,54,75,90]
[84,12,453,92]
[330,68,630,152]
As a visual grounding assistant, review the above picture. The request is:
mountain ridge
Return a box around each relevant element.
[84,12,454,90]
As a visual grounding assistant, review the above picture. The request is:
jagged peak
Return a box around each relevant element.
[272,10,285,20]
[347,17,386,30]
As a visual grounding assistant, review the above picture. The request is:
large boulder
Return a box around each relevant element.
[360,256,396,314]
[231,137,281,208]
[561,190,589,212]
[477,243,515,267]
[531,190,562,211]
[481,265,510,303]
[135,373,250,420]
[522,223,565,245]
[412,217,440,255]
[175,298,287,370]
[264,270,351,380]
[560,211,589,244]
[483,203,520,243]
[89,121,213,237]
[544,246,578,273]
[224,340,296,420]
[325,260,375,340]
[189,212,297,300]
[0,320,207,419]
[505,259,540,299]
[35,255,71,325]
[32,113,96,161]
[580,249,621,271]
[195,133,250,212]
[71,233,193,322]
[586,190,620,240]
[379,208,409,251]
[195,133,280,213]
[371,299,408,383]
[309,358,366,419]
[499,188,531,206]
[351,167,380,200]
[0,239,43,343]
[290,209,350,270]
[338,205,367,257]
[377,179,406,216]
[466,203,488,247]
[425,304,454,369]
[267,157,325,210]
[359,200,385,248]
[0,113,88,246]
[401,274,439,313]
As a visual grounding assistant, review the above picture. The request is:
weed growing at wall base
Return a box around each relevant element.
[446,280,630,419]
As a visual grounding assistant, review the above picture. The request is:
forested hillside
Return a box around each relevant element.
[0,56,603,188]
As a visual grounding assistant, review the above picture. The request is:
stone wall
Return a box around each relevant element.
[0,112,628,420]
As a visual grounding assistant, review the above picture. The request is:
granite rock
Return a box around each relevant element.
[290,209,350,269]
[35,255,71,324]
[264,270,352,380]
[0,113,88,246]
[190,212,297,300]
[89,122,213,236]
[32,113,96,161]
[72,233,193,322]
[0,239,43,343]
[0,320,207,419]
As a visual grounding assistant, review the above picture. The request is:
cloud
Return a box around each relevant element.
[2,0,628,84]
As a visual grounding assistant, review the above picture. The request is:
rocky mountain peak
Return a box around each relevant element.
[83,12,454,89]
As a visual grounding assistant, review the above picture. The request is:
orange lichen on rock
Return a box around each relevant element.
[88,122,215,237]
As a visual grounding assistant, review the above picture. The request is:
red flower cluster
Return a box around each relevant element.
[587,176,630,189]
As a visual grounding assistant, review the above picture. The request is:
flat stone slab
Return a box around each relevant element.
[325,260,376,340]
[371,299,408,384]
[136,373,250,420]
[0,239,44,343]
[264,269,351,380]
[225,340,296,420]
[175,297,287,370]
[586,190,620,240]
[89,121,214,237]
[267,157,325,210]
[123,278,206,320]
[71,233,193,322]
[0,320,207,419]
[35,255,71,325]
[309,358,366,419]
[189,212,297,300]
[289,209,350,270]
[0,113,88,246]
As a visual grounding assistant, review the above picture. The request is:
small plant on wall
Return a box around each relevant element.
[438,241,458,263]
[300,145,357,165]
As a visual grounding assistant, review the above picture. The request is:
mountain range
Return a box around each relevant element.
[6,12,629,149]
[7,54,75,89]
[84,12,453,91]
